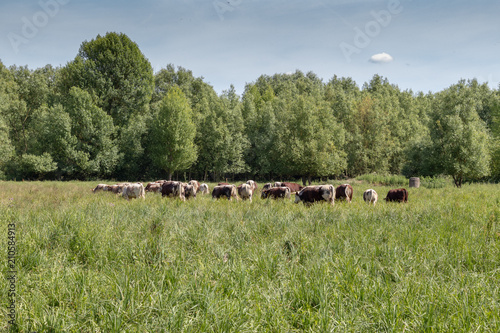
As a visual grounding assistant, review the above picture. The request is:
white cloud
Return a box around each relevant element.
[369,52,394,63]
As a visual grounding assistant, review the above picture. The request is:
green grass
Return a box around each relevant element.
[1,181,499,332]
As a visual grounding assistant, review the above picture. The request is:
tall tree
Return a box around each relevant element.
[429,80,492,187]
[57,32,154,127]
[149,87,197,180]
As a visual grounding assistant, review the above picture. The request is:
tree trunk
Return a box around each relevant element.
[168,172,172,181]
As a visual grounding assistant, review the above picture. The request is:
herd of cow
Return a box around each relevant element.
[92,180,409,205]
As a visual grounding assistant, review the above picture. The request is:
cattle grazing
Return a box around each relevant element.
[122,183,145,200]
[294,185,335,206]
[385,188,408,203]
[92,184,108,193]
[145,182,162,193]
[212,185,238,200]
[184,184,197,200]
[261,186,291,200]
[198,183,209,195]
[335,184,353,203]
[262,183,274,191]
[246,180,258,191]
[363,189,378,206]
[237,183,254,201]
[108,184,126,194]
[188,180,200,193]
[161,181,186,201]
[278,182,303,193]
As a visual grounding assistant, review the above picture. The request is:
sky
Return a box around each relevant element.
[1,0,499,95]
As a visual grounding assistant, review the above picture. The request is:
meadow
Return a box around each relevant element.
[1,180,499,332]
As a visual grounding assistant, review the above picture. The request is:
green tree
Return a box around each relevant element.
[57,32,154,127]
[429,80,492,187]
[149,87,197,180]
[62,87,119,177]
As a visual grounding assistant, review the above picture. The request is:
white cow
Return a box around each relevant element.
[238,183,254,202]
[198,183,209,194]
[122,183,145,200]
[363,189,378,206]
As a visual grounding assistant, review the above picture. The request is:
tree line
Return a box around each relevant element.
[0,32,498,186]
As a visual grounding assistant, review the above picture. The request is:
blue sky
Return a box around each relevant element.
[1,0,499,95]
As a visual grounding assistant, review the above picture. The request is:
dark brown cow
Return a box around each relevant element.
[385,188,408,202]
[161,181,186,201]
[212,185,238,200]
[261,186,291,199]
[335,184,353,203]
[294,185,335,206]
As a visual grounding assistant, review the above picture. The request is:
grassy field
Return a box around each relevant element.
[1,180,499,332]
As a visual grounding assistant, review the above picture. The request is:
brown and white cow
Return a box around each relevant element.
[122,183,145,200]
[335,184,353,203]
[145,182,162,193]
[278,182,303,193]
[92,184,109,193]
[261,186,291,199]
[161,181,186,201]
[108,184,126,194]
[212,185,238,200]
[385,188,408,203]
[184,184,197,200]
[237,183,254,201]
[198,183,209,195]
[246,180,258,191]
[294,185,335,206]
[363,189,378,206]
[262,183,274,191]
[188,180,200,193]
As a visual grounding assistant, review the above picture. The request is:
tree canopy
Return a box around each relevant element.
[0,33,497,184]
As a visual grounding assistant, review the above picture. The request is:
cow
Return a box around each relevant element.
[335,184,353,203]
[92,184,108,193]
[237,183,254,201]
[261,186,291,199]
[161,181,185,201]
[246,180,258,191]
[294,185,335,206]
[122,183,145,200]
[108,184,126,194]
[363,189,378,206]
[198,183,210,195]
[145,182,162,193]
[184,184,197,200]
[212,185,238,200]
[218,182,230,186]
[385,188,408,203]
[188,180,200,193]
[155,180,167,184]
[262,183,274,191]
[278,182,303,193]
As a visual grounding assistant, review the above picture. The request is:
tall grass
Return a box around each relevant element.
[1,181,499,332]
